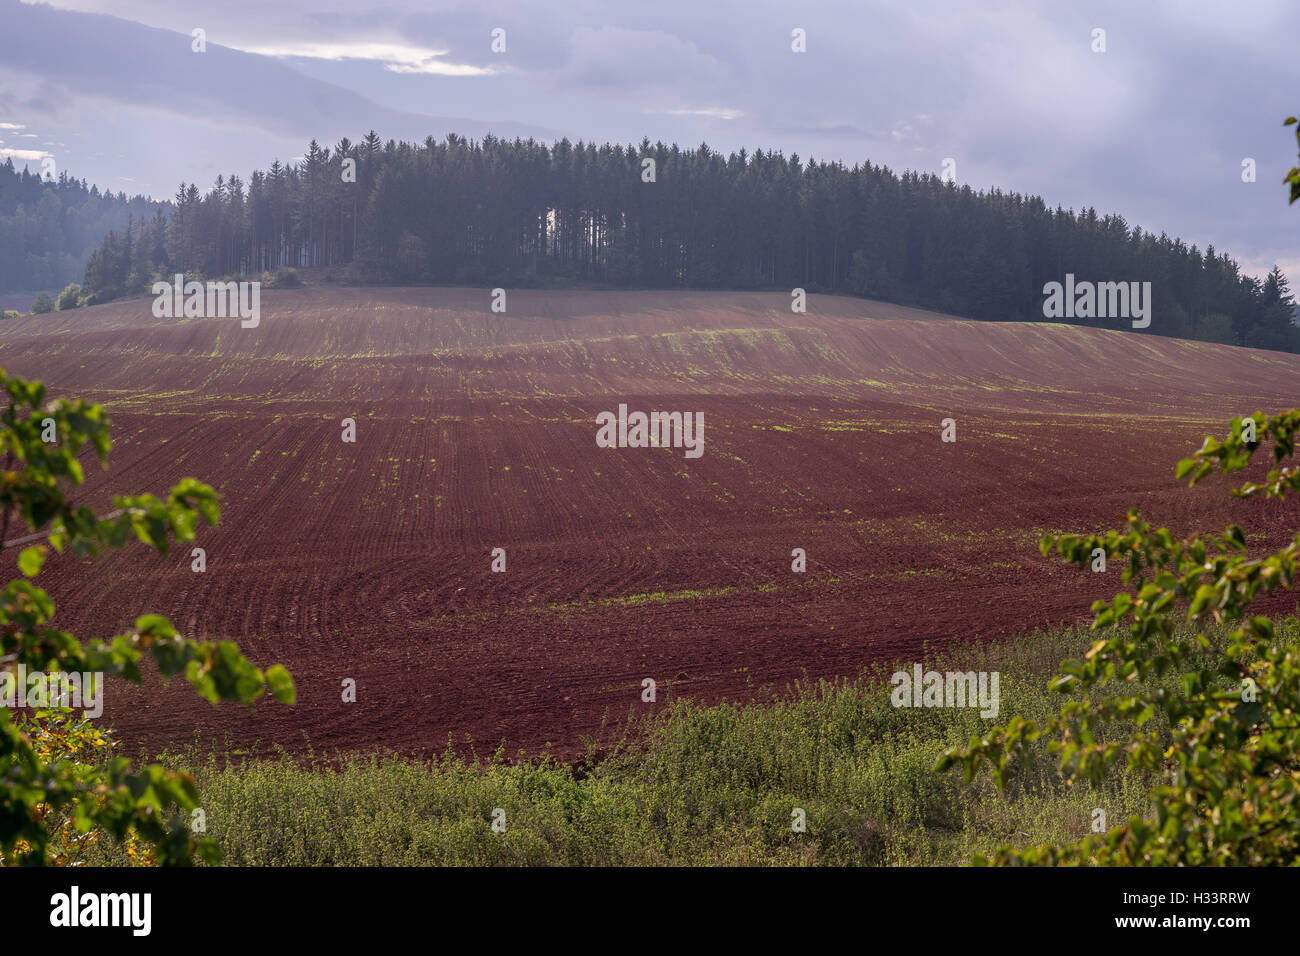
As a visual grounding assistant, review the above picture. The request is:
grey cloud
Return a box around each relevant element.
[0,0,555,143]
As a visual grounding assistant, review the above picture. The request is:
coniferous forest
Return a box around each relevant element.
[0,160,164,294]
[64,132,1299,350]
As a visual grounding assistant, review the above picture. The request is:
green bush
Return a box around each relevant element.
[55,283,82,310]
[29,291,54,314]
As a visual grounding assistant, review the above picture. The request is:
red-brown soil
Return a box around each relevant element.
[2,287,1298,759]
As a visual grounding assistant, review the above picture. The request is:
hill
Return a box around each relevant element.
[75,134,1299,351]
[2,287,1298,758]
[0,158,165,294]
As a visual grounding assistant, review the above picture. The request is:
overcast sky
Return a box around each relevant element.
[1,0,1296,280]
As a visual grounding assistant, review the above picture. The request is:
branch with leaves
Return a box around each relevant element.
[1287,116,1300,205]
[0,369,294,866]
[937,411,1300,865]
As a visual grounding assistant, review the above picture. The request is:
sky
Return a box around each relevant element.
[1,0,1296,281]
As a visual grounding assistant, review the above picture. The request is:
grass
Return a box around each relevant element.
[75,618,1249,866]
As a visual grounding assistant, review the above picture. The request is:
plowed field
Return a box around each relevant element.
[2,287,1298,758]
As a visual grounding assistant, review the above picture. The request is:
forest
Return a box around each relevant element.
[0,159,163,294]
[64,132,1299,350]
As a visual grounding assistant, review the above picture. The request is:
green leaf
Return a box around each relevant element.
[17,545,46,577]
[266,665,296,705]
[135,614,178,640]
[1189,584,1217,617]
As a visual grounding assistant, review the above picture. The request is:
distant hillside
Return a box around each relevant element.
[0,158,166,296]
[74,133,1298,352]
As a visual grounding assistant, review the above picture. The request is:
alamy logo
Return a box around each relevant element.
[152,274,260,328]
[0,665,102,717]
[50,886,151,936]
[890,664,999,718]
[1042,273,1151,328]
[596,404,704,458]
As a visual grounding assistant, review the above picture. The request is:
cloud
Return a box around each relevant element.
[235,39,499,76]
[652,107,744,121]
[560,26,729,95]
[384,60,498,77]
[0,0,551,144]
[890,116,933,147]
[0,147,50,160]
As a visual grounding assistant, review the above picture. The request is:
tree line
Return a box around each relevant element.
[0,159,164,294]
[71,132,1297,350]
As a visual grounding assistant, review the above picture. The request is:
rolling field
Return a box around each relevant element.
[2,287,1299,760]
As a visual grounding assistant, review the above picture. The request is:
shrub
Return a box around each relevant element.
[29,291,54,314]
[55,283,82,310]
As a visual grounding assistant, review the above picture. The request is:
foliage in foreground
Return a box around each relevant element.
[939,412,1300,864]
[0,369,294,866]
[76,622,1222,866]
[1285,115,1300,205]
